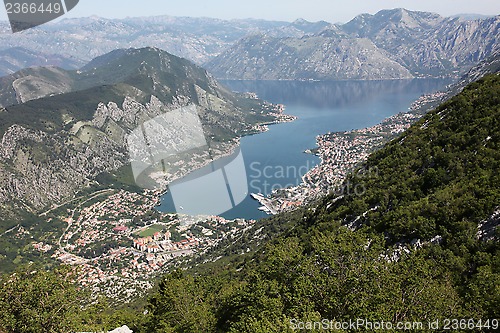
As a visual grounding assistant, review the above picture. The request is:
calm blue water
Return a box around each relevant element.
[158,79,452,220]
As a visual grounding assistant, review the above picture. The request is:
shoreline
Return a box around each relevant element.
[254,90,449,215]
[152,102,297,209]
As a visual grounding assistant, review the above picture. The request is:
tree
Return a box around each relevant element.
[0,266,81,333]
[144,270,218,333]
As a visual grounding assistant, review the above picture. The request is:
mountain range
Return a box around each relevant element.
[0,9,499,330]
[207,9,499,80]
[0,15,322,74]
[343,9,499,76]
[204,32,414,80]
[0,47,83,77]
[0,9,498,80]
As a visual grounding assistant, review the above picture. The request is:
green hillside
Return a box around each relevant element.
[136,74,500,332]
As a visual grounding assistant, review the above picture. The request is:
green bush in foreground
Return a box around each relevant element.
[0,267,80,333]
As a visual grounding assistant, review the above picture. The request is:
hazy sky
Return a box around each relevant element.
[1,0,499,23]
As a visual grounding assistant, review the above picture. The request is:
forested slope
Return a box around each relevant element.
[139,74,500,332]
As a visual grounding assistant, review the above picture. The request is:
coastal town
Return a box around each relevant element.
[25,188,258,303]
[251,97,440,214]
[4,98,295,304]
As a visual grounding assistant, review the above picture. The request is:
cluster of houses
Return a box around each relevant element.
[132,231,170,253]
[112,225,129,233]
[131,228,205,256]
[32,242,53,253]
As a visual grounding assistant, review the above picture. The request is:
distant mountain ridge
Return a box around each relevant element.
[0,47,83,77]
[343,9,500,76]
[1,9,498,81]
[205,33,413,80]
[207,9,499,80]
[0,46,266,107]
[0,15,327,70]
[451,13,495,21]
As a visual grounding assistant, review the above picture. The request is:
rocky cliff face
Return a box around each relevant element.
[0,123,125,209]
[206,9,499,80]
[346,9,500,76]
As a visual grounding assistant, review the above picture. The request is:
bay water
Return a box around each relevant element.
[158,79,452,220]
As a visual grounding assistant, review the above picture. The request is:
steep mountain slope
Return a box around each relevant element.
[324,75,499,241]
[412,49,500,113]
[342,8,444,55]
[205,34,413,80]
[205,9,499,80]
[0,47,280,219]
[137,74,500,332]
[344,9,500,76]
[0,66,76,107]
